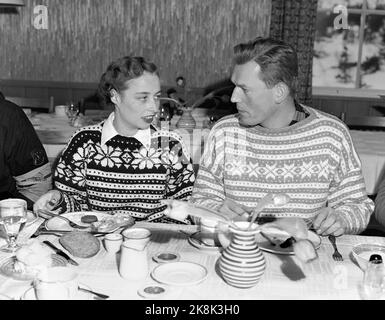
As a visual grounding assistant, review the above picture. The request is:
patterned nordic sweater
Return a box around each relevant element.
[191,106,374,234]
[53,123,195,223]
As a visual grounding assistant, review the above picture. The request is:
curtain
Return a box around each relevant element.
[270,0,318,106]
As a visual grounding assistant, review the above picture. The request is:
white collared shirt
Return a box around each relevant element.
[100,112,151,150]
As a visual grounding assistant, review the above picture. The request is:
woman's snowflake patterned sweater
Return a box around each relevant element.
[53,122,195,223]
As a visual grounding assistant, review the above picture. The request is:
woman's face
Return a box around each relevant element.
[112,71,161,132]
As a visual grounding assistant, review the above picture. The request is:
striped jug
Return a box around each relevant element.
[218,221,265,288]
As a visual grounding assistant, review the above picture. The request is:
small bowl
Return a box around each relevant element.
[352,243,385,271]
[153,252,180,264]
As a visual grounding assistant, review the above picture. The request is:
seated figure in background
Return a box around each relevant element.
[34,56,195,223]
[375,177,385,228]
[0,93,52,210]
[190,37,374,236]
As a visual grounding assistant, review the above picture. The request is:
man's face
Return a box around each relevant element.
[113,71,161,130]
[231,61,278,127]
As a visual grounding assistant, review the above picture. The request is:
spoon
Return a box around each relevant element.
[247,194,291,230]
[78,286,109,300]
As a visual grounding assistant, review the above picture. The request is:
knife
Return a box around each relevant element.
[43,240,79,266]
[37,229,110,235]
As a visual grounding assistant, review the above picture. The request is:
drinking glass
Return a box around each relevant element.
[66,102,79,124]
[0,199,27,253]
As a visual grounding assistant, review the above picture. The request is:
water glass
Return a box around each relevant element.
[361,260,385,300]
[66,102,79,124]
[0,199,27,253]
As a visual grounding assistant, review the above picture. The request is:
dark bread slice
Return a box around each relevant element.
[81,215,98,224]
[59,231,100,258]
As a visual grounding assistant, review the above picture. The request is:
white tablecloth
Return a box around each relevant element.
[0,222,383,300]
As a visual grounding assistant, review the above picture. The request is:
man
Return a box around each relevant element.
[34,56,195,223]
[375,177,385,228]
[0,93,52,210]
[191,37,374,236]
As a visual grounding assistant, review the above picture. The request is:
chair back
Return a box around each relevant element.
[5,96,54,112]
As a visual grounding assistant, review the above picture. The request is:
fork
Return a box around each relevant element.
[328,235,343,261]
[38,209,88,229]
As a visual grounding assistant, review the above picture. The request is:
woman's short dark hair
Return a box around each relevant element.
[98,56,159,108]
[233,37,298,97]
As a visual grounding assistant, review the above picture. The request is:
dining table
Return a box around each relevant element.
[0,218,383,300]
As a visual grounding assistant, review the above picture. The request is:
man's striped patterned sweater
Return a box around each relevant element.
[191,106,374,234]
[53,123,195,223]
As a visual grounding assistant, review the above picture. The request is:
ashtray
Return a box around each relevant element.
[137,285,167,299]
[152,252,180,264]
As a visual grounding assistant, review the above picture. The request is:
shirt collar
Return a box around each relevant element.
[101,112,151,150]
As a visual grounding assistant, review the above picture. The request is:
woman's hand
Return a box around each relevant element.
[33,190,62,219]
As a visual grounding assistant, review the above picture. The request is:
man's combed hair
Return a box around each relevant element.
[98,56,158,108]
[233,37,298,96]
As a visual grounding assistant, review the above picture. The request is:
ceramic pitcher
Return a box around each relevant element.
[218,221,266,289]
[119,228,151,281]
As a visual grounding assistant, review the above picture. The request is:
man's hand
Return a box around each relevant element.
[312,207,346,237]
[218,199,251,221]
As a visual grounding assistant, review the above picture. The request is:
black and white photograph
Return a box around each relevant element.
[0,0,385,306]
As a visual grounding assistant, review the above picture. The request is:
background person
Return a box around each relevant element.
[0,93,52,210]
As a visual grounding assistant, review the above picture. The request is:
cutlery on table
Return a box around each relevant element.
[178,230,217,247]
[247,193,291,230]
[33,228,108,237]
[43,240,79,266]
[37,209,88,229]
[78,286,109,300]
[328,235,343,261]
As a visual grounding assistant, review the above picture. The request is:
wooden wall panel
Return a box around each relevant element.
[0,0,271,88]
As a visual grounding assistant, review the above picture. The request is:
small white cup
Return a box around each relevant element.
[55,105,68,117]
[34,267,78,300]
[104,233,123,254]
[200,218,218,246]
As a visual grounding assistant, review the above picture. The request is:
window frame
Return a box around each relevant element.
[313,0,385,98]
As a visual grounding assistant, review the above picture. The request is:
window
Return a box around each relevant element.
[313,0,385,92]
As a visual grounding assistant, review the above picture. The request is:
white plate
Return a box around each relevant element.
[26,211,38,226]
[151,262,208,286]
[45,211,115,232]
[255,230,321,255]
[22,284,93,300]
[187,232,222,253]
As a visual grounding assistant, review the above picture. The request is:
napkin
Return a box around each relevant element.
[0,279,32,300]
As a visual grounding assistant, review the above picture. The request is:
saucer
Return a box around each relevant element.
[187,232,222,253]
[151,262,208,286]
[22,284,93,300]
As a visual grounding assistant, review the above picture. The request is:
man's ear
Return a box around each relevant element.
[273,82,290,104]
[110,89,120,105]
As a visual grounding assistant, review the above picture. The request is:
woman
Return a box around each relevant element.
[34,56,195,223]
